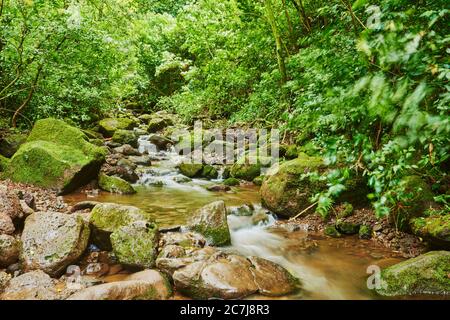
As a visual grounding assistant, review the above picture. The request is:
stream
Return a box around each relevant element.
[64,135,406,300]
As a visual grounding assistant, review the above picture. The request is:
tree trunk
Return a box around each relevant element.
[265,0,287,84]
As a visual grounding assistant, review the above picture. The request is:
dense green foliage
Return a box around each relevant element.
[1,0,448,219]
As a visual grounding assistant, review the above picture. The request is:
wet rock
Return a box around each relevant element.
[149,134,173,150]
[156,247,216,276]
[98,118,137,137]
[178,163,203,178]
[89,203,153,250]
[113,144,141,156]
[0,235,21,267]
[1,270,61,300]
[410,215,450,249]
[172,252,298,300]
[111,221,159,269]
[228,204,254,217]
[188,201,231,246]
[147,115,174,133]
[223,177,240,186]
[70,201,101,213]
[173,176,192,183]
[112,129,138,148]
[251,211,270,225]
[0,132,27,158]
[67,270,171,300]
[6,119,106,194]
[248,256,298,296]
[128,155,152,166]
[377,251,450,296]
[101,163,139,183]
[207,184,231,192]
[98,173,136,194]
[84,263,110,277]
[0,212,15,235]
[21,212,90,276]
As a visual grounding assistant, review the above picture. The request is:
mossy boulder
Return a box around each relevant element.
[98,173,136,194]
[359,224,372,239]
[410,214,450,249]
[89,203,153,250]
[223,177,240,186]
[335,219,360,235]
[376,251,450,296]
[337,202,354,219]
[398,175,434,219]
[111,130,138,148]
[147,116,174,133]
[324,225,342,238]
[21,212,90,277]
[178,163,203,178]
[98,118,137,137]
[201,165,218,179]
[110,221,159,269]
[260,155,326,218]
[188,201,231,246]
[230,155,272,181]
[284,145,299,159]
[0,133,27,158]
[252,176,264,186]
[6,119,106,194]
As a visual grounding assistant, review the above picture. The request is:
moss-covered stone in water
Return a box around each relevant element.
[98,118,137,137]
[223,177,240,186]
[324,225,342,238]
[376,251,450,296]
[147,117,173,133]
[111,130,138,148]
[359,224,372,239]
[0,133,27,158]
[98,173,136,194]
[260,155,326,218]
[410,214,450,249]
[335,219,360,235]
[201,165,218,179]
[89,203,154,250]
[178,163,203,178]
[111,221,159,269]
[189,201,231,246]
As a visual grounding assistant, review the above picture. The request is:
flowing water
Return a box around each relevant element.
[64,135,407,300]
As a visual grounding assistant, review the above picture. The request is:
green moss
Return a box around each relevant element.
[111,129,138,148]
[27,118,106,161]
[111,221,159,269]
[284,145,299,159]
[359,224,372,239]
[410,215,450,248]
[230,154,272,181]
[252,176,264,186]
[90,203,153,250]
[337,202,354,218]
[98,173,136,194]
[223,177,240,186]
[335,219,360,235]
[0,155,9,172]
[98,118,137,137]
[6,141,99,193]
[178,163,203,178]
[377,251,450,296]
[201,165,218,179]
[147,117,173,133]
[324,225,342,238]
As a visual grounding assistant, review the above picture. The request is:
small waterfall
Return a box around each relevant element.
[227,213,364,300]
